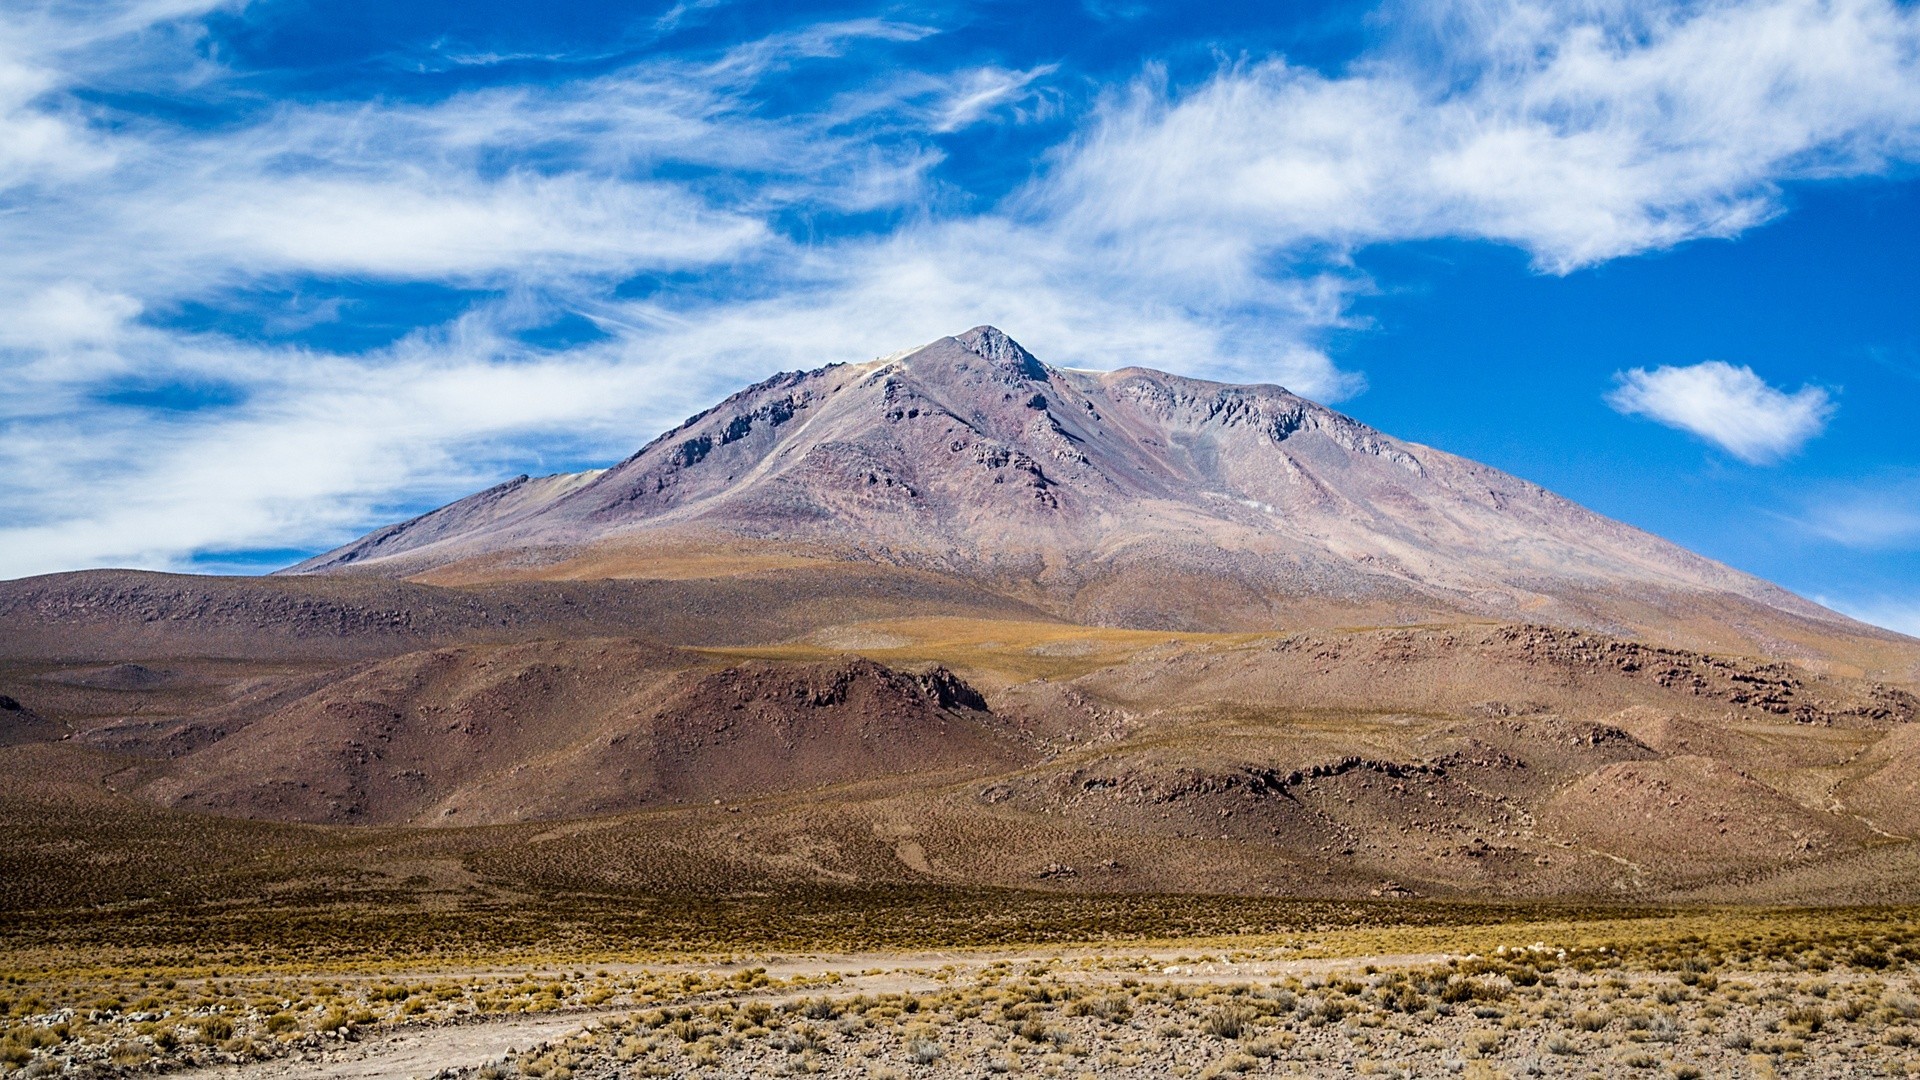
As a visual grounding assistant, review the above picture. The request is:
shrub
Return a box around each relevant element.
[1200,1052,1258,1076]
[1375,982,1426,1013]
[1203,1007,1252,1040]
[674,1019,723,1044]
[1783,1006,1824,1033]
[1573,1010,1610,1031]
[1849,948,1892,970]
[1441,978,1505,1004]
[1310,997,1356,1025]
[1068,994,1132,1022]
[317,1006,367,1032]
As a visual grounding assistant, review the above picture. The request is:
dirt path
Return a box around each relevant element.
[167,950,1452,1080]
[170,1013,599,1080]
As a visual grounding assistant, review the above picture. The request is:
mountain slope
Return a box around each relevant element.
[131,641,1026,826]
[287,326,1873,651]
[18,609,1912,899]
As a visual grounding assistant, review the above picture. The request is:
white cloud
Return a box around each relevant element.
[0,15,964,320]
[1805,505,1920,548]
[1042,0,1920,271]
[0,36,115,190]
[1,0,1919,575]
[1794,476,1920,548]
[1819,595,1920,639]
[0,315,739,577]
[597,215,1365,396]
[927,65,1060,132]
[176,174,769,280]
[1606,361,1834,464]
[0,283,142,349]
[0,0,235,185]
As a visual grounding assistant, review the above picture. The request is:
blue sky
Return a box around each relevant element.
[1,0,1917,635]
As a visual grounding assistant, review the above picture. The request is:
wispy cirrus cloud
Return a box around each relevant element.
[925,64,1061,131]
[0,0,1918,577]
[1805,505,1920,549]
[1792,474,1920,548]
[1819,595,1920,638]
[1606,361,1836,464]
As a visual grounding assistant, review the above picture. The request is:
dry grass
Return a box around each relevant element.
[700,614,1265,683]
[445,942,1920,1080]
[3,897,1918,1076]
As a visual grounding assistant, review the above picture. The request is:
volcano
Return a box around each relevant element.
[290,326,1860,651]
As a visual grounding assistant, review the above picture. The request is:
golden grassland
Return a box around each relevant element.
[3,887,1918,1076]
[5,888,1614,972]
[414,545,841,587]
[697,615,1267,683]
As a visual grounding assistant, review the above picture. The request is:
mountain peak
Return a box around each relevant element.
[954,325,1048,381]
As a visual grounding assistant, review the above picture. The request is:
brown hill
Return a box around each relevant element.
[128,643,1026,827]
[0,563,1049,661]
[467,657,1025,825]
[0,606,1896,900]
[0,694,56,746]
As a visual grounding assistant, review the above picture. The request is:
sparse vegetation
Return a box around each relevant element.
[1,896,1917,1075]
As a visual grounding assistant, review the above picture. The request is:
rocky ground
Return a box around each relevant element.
[461,955,1920,1080]
[10,929,1920,1080]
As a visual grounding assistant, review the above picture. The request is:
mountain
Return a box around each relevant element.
[5,325,1919,907]
[289,326,1870,655]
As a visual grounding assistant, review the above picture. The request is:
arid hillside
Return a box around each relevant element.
[3,598,1917,904]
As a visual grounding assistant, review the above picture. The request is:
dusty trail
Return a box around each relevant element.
[166,950,1452,1080]
[170,1014,597,1080]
